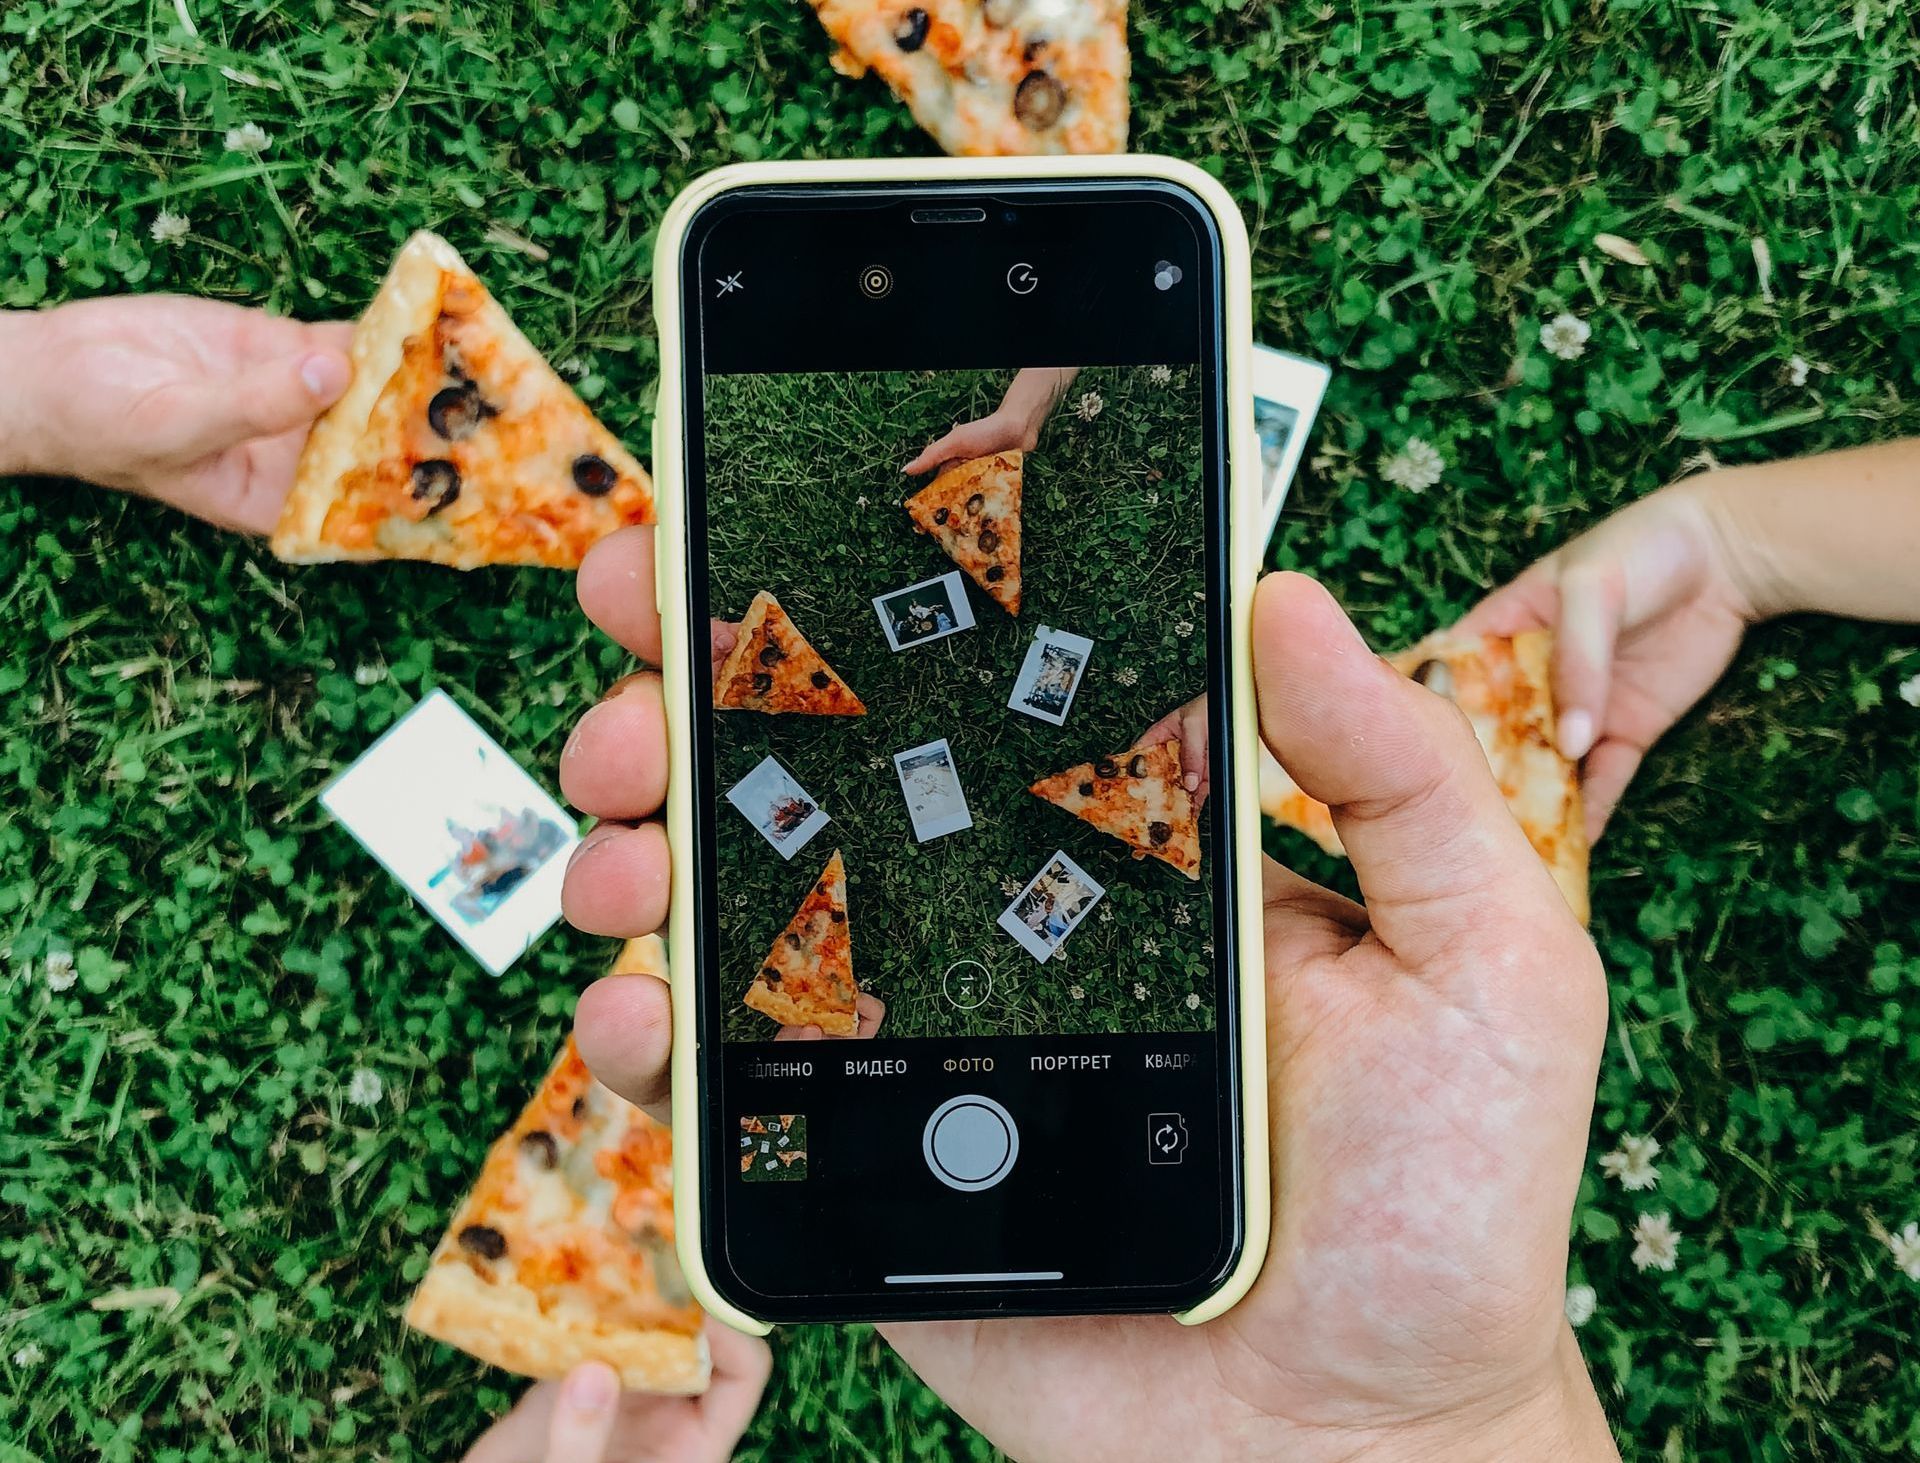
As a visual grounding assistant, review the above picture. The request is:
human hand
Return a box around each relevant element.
[772,992,886,1041]
[1456,477,1755,840]
[459,1327,772,1463]
[562,544,1619,1462]
[0,296,352,533]
[1136,693,1209,808]
[902,366,1078,474]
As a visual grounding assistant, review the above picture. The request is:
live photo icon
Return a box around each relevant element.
[1148,1113,1189,1166]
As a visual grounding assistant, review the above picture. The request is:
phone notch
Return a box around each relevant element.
[909,206,988,225]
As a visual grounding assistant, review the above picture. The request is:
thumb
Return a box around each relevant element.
[1253,572,1570,966]
[167,349,350,459]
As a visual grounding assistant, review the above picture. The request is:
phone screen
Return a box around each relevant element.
[675,180,1243,1319]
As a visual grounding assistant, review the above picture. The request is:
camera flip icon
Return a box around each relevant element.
[1147,1112,1189,1166]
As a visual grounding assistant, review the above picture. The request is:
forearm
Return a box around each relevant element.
[1696,438,1920,623]
[999,366,1080,442]
[0,309,55,477]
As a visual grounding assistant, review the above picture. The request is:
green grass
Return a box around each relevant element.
[707,367,1211,1042]
[2,0,1919,1459]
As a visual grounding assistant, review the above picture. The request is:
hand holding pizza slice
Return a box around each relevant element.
[1030,738,1202,878]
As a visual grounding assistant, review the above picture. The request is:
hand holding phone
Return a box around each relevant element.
[562,556,1618,1461]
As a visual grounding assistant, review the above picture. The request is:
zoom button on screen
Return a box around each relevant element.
[923,1095,1018,1192]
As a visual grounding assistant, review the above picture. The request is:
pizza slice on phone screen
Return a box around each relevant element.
[904,450,1023,613]
[714,591,866,715]
[404,937,709,1393]
[742,849,860,1035]
[806,0,1130,156]
[1031,738,1202,879]
[1259,629,1591,923]
[274,230,653,569]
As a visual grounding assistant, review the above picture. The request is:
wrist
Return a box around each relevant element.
[1679,468,1792,623]
[0,310,56,477]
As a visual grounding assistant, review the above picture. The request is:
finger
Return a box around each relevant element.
[1454,556,1559,639]
[541,1362,619,1462]
[560,675,667,818]
[1578,737,1643,844]
[699,1323,774,1448]
[1253,572,1572,966]
[161,349,351,461]
[903,430,965,474]
[573,973,672,1123]
[1261,854,1368,971]
[577,527,663,664]
[562,821,670,936]
[1177,703,1207,794]
[855,993,885,1037]
[773,1023,823,1042]
[1549,561,1625,760]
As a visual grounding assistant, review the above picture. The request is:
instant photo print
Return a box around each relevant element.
[872,570,976,652]
[321,690,577,976]
[1250,344,1330,545]
[1008,626,1095,726]
[997,850,1106,965]
[893,738,974,842]
[726,755,831,860]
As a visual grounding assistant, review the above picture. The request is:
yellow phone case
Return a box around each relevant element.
[648,155,1268,1336]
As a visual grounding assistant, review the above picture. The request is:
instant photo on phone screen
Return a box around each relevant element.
[677,180,1243,1321]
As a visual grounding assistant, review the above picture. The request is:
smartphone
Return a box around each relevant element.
[1250,344,1331,547]
[650,157,1268,1330]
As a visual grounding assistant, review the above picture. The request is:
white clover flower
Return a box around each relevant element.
[1000,876,1022,898]
[1787,354,1810,387]
[1202,939,1214,956]
[1144,489,1160,506]
[1629,1212,1680,1272]
[1097,905,1114,924]
[1600,1133,1661,1191]
[1888,1221,1920,1280]
[867,755,889,771]
[1075,390,1104,423]
[10,1342,43,1367]
[1132,982,1147,1001]
[1538,312,1591,361]
[976,669,993,684]
[855,495,869,508]
[224,122,270,154]
[1185,992,1201,1011]
[1898,672,1920,708]
[346,1068,384,1108]
[1113,666,1139,688]
[353,663,385,687]
[1149,365,1173,386]
[1174,619,1194,639]
[1069,984,1086,1002]
[149,210,190,245]
[1563,1283,1597,1327]
[1173,905,1191,927]
[1379,438,1445,493]
[1140,936,1161,957]
[43,951,75,992]
[733,892,749,909]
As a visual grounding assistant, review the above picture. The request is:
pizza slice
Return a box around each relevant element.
[806,1,1130,157]
[714,591,866,715]
[404,937,709,1393]
[1258,629,1591,924]
[1030,738,1201,879]
[742,849,859,1035]
[275,230,653,569]
[904,450,1022,614]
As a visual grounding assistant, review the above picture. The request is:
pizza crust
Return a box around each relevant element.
[406,1262,710,1395]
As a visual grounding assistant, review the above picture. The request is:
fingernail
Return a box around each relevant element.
[1184,772,1201,791]
[563,704,601,759]
[1558,709,1595,761]
[564,1362,618,1416]
[299,352,349,401]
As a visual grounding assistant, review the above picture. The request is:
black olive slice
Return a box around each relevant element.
[519,1131,560,1169]
[1094,757,1119,778]
[751,672,774,694]
[457,1224,507,1260]
[758,644,785,666]
[811,670,831,689]
[571,1096,588,1120]
[965,492,985,513]
[572,454,618,495]
[427,382,492,441]
[1411,658,1456,699]
[761,965,781,985]
[830,909,846,923]
[986,564,1005,582]
[1078,781,1095,797]
[1149,821,1172,846]
[785,932,803,950]
[933,506,949,524]
[977,527,1000,553]
[894,7,930,51]
[1128,754,1148,777]
[1014,71,1067,130]
[410,459,461,516]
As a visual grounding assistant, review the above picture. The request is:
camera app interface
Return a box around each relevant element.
[703,364,1215,1046]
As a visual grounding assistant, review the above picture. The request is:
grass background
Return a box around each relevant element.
[706,368,1212,1043]
[2,0,1919,1458]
